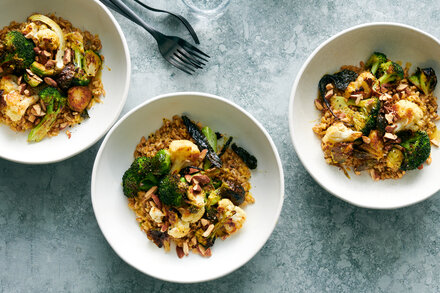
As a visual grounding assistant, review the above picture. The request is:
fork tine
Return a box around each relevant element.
[177,49,206,67]
[180,41,210,58]
[167,56,195,74]
[175,50,204,68]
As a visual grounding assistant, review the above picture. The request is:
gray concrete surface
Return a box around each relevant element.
[2,0,440,292]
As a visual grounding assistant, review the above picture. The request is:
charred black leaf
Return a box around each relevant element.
[218,136,233,158]
[231,143,257,169]
[182,115,222,168]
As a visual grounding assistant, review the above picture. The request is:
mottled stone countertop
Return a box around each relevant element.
[2,0,440,292]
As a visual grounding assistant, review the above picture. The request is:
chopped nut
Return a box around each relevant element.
[384,132,398,140]
[379,93,392,101]
[385,113,394,124]
[192,184,202,193]
[45,59,56,69]
[145,186,157,200]
[23,89,30,96]
[200,218,210,227]
[199,149,208,160]
[151,194,162,209]
[17,76,23,85]
[396,83,408,91]
[63,48,72,64]
[27,114,36,123]
[191,174,210,185]
[362,136,371,144]
[324,89,334,99]
[202,224,215,237]
[431,138,440,147]
[385,125,397,132]
[42,50,51,58]
[191,236,197,246]
[184,174,192,182]
[33,104,42,116]
[66,130,72,139]
[369,169,379,181]
[183,242,189,256]
[176,246,185,259]
[325,83,333,90]
[314,99,324,111]
[160,222,169,232]
[44,77,57,87]
[33,47,42,54]
[59,122,68,129]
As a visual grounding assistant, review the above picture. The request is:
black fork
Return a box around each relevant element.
[105,0,209,74]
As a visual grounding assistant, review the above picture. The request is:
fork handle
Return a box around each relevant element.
[109,0,163,40]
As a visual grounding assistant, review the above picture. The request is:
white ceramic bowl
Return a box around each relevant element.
[0,0,130,164]
[289,23,440,209]
[92,92,284,283]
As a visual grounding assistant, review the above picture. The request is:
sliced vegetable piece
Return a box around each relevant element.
[83,50,102,77]
[67,86,92,112]
[182,116,222,168]
[28,14,65,70]
[23,69,43,87]
[231,143,257,169]
[30,61,54,76]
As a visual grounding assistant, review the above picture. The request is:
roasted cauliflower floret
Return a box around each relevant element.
[322,122,363,144]
[168,139,201,173]
[0,75,38,122]
[32,28,60,51]
[149,206,165,223]
[168,218,191,238]
[217,199,246,235]
[392,100,424,132]
[344,71,376,99]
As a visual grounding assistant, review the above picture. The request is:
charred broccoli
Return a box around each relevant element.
[365,52,387,76]
[398,131,431,171]
[408,67,437,96]
[376,61,404,85]
[122,168,140,198]
[1,31,35,72]
[158,175,185,207]
[65,32,91,86]
[27,87,66,142]
[330,96,380,135]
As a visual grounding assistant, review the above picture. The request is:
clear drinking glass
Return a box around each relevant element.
[182,0,230,17]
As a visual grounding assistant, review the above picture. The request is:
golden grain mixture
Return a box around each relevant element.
[123,115,256,258]
[0,14,104,142]
[313,52,440,180]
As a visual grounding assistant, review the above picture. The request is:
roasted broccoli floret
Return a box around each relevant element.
[408,67,437,96]
[398,131,431,171]
[330,96,380,135]
[27,87,66,142]
[365,52,387,76]
[376,61,404,85]
[122,168,140,198]
[151,149,171,176]
[1,31,35,72]
[158,175,185,207]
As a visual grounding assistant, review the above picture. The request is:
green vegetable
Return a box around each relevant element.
[30,61,54,76]
[365,52,387,76]
[399,131,431,171]
[65,32,91,86]
[386,148,404,171]
[151,149,171,176]
[27,87,66,142]
[83,50,102,77]
[1,31,35,72]
[376,61,404,85]
[122,168,140,198]
[202,126,217,169]
[23,69,43,87]
[330,96,380,135]
[139,173,159,191]
[408,67,437,96]
[158,175,185,207]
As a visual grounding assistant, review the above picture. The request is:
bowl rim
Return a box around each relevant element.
[288,22,440,209]
[91,92,285,283]
[0,0,131,165]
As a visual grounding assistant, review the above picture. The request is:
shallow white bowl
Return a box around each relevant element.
[0,0,130,164]
[289,23,440,209]
[92,92,284,283]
